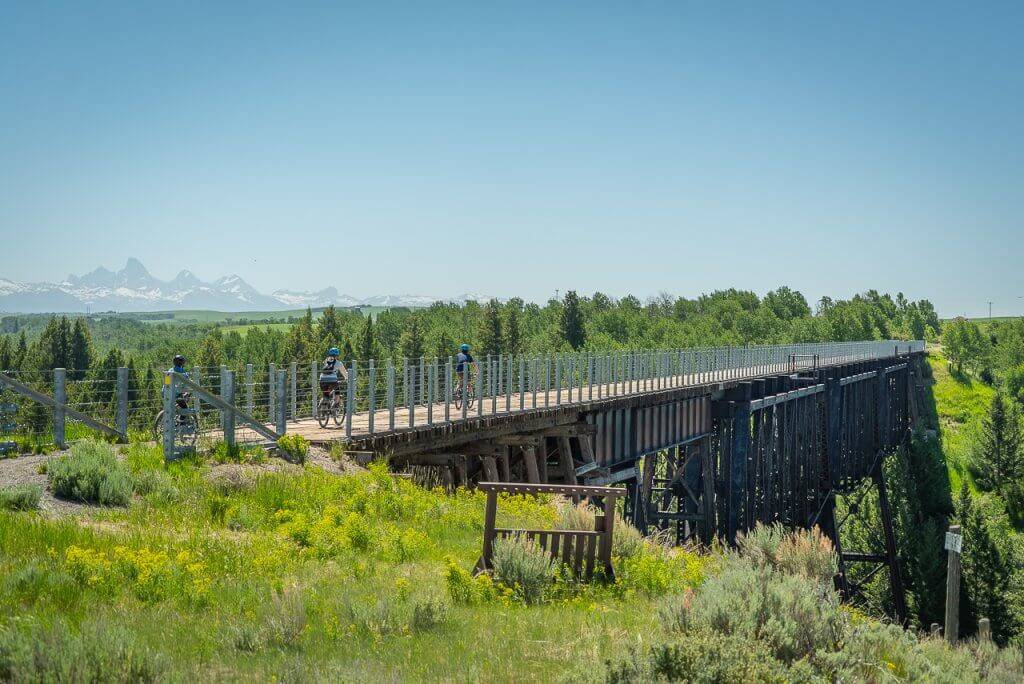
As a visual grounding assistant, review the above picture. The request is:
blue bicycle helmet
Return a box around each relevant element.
[460,344,470,352]
[328,347,340,357]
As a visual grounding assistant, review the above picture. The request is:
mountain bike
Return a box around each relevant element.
[154,394,199,447]
[453,374,476,410]
[316,382,346,428]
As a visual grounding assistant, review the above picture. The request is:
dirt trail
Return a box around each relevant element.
[0,443,363,517]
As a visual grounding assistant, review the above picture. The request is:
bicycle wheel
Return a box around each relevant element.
[454,388,463,410]
[153,411,165,441]
[180,414,199,448]
[332,394,345,426]
[317,396,330,428]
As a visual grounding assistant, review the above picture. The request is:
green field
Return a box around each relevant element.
[219,322,295,335]
[927,351,994,492]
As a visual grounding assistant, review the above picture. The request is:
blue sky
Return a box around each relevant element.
[2,1,1022,316]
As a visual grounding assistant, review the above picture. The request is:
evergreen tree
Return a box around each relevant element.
[504,299,523,356]
[195,329,224,371]
[358,316,377,360]
[91,348,124,418]
[285,308,316,362]
[479,299,503,356]
[36,316,73,372]
[957,485,1015,644]
[430,327,456,361]
[317,305,343,350]
[970,393,1023,494]
[560,290,586,350]
[400,317,425,360]
[14,331,27,369]
[69,318,93,379]
[0,335,11,372]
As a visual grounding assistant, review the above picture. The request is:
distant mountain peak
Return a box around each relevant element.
[0,259,495,314]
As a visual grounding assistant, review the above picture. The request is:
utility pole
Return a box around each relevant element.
[988,301,993,320]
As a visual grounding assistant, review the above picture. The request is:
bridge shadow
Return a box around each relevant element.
[898,353,954,627]
[838,352,952,627]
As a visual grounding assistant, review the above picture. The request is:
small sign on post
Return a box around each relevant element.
[944,530,963,554]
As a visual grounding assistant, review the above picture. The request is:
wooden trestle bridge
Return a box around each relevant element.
[340,345,922,622]
[157,340,925,621]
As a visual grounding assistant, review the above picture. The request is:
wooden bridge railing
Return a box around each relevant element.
[475,482,625,580]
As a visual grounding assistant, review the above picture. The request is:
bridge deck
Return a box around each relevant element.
[279,357,847,447]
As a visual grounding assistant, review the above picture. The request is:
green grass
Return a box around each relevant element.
[0,450,684,680]
[1,441,1021,680]
[219,322,295,336]
[927,351,994,492]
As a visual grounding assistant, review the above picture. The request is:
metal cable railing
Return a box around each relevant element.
[2,340,923,454]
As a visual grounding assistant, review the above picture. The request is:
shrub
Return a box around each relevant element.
[616,545,705,597]
[132,469,179,502]
[211,441,265,464]
[261,588,308,648]
[492,534,555,604]
[557,500,596,530]
[47,440,132,506]
[662,556,845,665]
[411,598,449,631]
[445,557,502,605]
[0,484,41,511]
[276,435,309,464]
[736,523,837,585]
[597,629,792,683]
[225,503,258,531]
[0,619,165,682]
[557,500,645,558]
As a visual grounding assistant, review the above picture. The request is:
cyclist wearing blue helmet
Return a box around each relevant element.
[455,343,478,389]
[319,346,348,394]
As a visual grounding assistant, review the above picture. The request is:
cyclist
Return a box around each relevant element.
[163,354,192,414]
[455,344,478,391]
[319,346,348,398]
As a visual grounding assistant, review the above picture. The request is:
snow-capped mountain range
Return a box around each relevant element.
[0,259,490,313]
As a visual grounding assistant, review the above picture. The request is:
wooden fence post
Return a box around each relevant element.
[945,524,963,644]
[53,368,66,449]
[978,618,991,642]
[116,366,128,437]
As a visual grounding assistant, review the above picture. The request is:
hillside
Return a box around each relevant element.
[927,351,996,492]
[1,440,1022,681]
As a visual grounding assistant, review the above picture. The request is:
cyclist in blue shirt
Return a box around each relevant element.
[163,354,192,409]
[319,347,348,393]
[455,344,478,390]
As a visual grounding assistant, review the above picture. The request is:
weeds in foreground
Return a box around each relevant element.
[46,440,132,506]
[0,484,41,511]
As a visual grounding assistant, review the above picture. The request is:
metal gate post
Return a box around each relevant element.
[162,372,176,461]
[219,365,228,436]
[246,363,254,417]
[368,360,376,433]
[290,361,297,421]
[224,370,236,447]
[116,366,128,437]
[53,368,66,448]
[276,370,287,435]
[346,361,357,438]
[311,361,318,417]
[268,363,277,422]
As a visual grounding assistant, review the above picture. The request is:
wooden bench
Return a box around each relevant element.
[475,482,625,580]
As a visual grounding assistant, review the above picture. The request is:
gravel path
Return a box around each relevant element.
[0,443,363,517]
[0,452,94,515]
